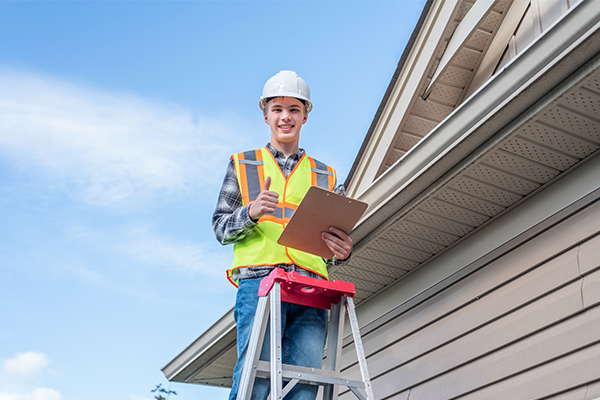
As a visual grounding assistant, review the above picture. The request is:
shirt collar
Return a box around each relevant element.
[266,143,305,159]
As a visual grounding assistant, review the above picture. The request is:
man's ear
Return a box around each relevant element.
[264,113,270,124]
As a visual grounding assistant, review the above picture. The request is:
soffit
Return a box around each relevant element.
[424,0,499,98]
[185,345,237,387]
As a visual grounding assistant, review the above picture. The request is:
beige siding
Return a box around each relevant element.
[547,380,600,400]
[337,199,600,399]
[496,0,575,72]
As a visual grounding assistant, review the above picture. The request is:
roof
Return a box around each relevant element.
[163,0,600,386]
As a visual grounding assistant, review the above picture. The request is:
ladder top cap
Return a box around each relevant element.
[258,268,355,309]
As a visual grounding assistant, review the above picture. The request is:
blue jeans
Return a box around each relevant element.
[229,277,328,400]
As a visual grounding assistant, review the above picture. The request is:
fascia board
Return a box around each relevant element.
[424,0,499,98]
[162,307,235,381]
[351,0,600,253]
[349,0,459,198]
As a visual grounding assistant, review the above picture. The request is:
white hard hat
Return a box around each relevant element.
[259,70,313,113]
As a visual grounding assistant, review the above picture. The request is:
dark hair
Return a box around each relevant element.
[263,97,308,114]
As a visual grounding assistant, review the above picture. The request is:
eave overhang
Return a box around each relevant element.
[163,0,600,386]
[162,307,236,385]
[348,0,600,260]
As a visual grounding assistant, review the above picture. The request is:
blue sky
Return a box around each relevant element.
[0,1,426,399]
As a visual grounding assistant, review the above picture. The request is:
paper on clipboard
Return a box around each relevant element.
[277,186,368,259]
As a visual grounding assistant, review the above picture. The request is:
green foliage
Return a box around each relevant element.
[151,383,177,400]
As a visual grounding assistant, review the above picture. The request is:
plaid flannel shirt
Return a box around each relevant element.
[212,143,351,282]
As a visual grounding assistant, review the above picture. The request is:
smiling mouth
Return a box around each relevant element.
[279,125,294,130]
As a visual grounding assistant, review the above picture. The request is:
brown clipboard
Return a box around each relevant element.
[277,186,368,259]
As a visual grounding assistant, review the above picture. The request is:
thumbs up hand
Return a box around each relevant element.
[249,176,280,221]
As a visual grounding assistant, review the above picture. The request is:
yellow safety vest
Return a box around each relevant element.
[227,147,337,287]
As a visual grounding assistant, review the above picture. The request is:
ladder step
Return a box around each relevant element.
[255,361,366,389]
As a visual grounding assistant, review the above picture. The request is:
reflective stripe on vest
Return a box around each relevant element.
[309,157,335,190]
[236,149,264,206]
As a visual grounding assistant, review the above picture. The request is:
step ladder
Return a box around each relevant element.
[237,268,374,400]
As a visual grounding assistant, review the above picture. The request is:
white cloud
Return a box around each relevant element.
[117,227,230,276]
[3,352,50,377]
[31,388,61,400]
[67,224,230,277]
[54,224,234,303]
[0,67,255,205]
[0,388,62,400]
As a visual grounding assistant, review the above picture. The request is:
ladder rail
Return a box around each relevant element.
[270,282,283,400]
[323,297,345,400]
[237,295,271,400]
[346,296,374,400]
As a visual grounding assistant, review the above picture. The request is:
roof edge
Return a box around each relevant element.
[162,307,235,381]
[344,0,434,189]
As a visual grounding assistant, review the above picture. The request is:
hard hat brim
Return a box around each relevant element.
[259,95,313,113]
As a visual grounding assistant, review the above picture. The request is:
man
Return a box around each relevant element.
[213,70,353,400]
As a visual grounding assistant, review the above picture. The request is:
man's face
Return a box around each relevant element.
[264,97,307,147]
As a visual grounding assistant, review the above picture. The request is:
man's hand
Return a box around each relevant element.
[249,176,279,221]
[322,226,353,261]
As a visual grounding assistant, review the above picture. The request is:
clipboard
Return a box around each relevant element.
[277,186,368,259]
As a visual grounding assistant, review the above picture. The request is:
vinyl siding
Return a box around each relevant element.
[337,198,600,399]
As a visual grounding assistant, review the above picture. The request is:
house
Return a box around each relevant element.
[162,0,600,398]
